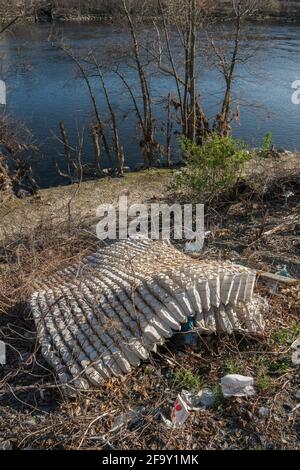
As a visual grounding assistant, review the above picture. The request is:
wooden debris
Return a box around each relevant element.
[258,272,300,287]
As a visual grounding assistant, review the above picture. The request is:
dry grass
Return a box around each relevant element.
[0,284,299,450]
[0,160,299,450]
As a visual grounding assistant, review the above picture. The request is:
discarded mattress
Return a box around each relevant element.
[30,238,266,389]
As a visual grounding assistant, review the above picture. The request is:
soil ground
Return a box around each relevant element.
[0,156,299,450]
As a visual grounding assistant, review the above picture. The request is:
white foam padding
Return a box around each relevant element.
[30,238,265,389]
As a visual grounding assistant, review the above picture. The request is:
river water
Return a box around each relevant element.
[1,22,300,188]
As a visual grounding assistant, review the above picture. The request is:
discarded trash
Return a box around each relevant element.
[0,341,6,365]
[155,411,173,429]
[258,272,299,294]
[258,407,270,418]
[0,80,6,106]
[111,408,145,433]
[0,440,12,450]
[291,339,300,366]
[178,318,198,348]
[295,390,300,401]
[158,387,217,429]
[275,266,292,278]
[30,237,266,389]
[220,374,256,398]
[291,339,300,349]
[171,394,190,426]
[283,190,295,200]
[289,404,300,415]
[181,389,216,409]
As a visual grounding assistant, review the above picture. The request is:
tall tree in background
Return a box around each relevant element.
[210,0,260,136]
[122,0,160,167]
[156,0,210,144]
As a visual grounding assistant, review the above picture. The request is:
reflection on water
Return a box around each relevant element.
[0,22,300,188]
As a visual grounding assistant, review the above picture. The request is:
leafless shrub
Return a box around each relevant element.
[0,115,39,200]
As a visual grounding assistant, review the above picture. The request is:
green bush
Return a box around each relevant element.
[172,134,251,199]
[172,368,204,390]
[259,131,273,159]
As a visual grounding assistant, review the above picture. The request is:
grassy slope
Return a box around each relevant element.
[0,169,173,242]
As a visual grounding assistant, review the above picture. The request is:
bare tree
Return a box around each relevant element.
[0,115,38,197]
[56,44,127,176]
[155,0,210,144]
[155,0,261,143]
[60,45,113,167]
[121,0,160,167]
[209,0,260,136]
[91,54,125,176]
[52,121,83,183]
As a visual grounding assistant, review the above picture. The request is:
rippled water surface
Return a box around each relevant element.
[1,22,300,187]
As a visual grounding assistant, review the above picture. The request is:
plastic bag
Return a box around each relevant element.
[221,374,256,397]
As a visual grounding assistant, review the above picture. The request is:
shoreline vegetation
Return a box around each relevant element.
[0,151,299,451]
[2,13,300,24]
[1,0,300,24]
[1,2,299,198]
[0,2,300,451]
[0,151,299,239]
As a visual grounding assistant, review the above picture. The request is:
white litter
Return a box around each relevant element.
[290,404,300,415]
[181,389,216,409]
[30,238,266,389]
[168,388,217,428]
[258,407,270,418]
[0,80,6,106]
[198,389,217,407]
[111,408,144,433]
[155,411,173,428]
[171,394,190,426]
[0,341,6,365]
[220,374,256,398]
[291,338,300,366]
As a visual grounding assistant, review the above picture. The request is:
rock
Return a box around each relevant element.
[295,390,300,401]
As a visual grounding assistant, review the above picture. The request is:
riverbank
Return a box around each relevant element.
[2,11,300,25]
[1,152,299,272]
[0,154,299,450]
[0,168,174,241]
